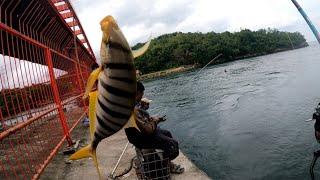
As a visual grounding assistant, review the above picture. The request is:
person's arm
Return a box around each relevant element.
[151,115,167,124]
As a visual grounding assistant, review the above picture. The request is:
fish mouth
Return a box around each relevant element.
[100,15,119,44]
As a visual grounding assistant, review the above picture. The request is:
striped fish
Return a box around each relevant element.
[69,15,150,179]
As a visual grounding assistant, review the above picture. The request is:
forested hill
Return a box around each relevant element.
[132,28,308,74]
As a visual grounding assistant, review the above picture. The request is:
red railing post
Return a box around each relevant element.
[44,48,73,146]
[75,62,86,108]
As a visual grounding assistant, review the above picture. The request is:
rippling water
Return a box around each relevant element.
[142,42,320,180]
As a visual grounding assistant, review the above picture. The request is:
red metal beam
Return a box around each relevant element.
[51,49,77,63]
[52,0,65,3]
[61,11,73,19]
[74,29,81,35]
[0,22,47,49]
[61,94,82,105]
[56,4,69,12]
[47,0,96,62]
[65,0,96,57]
[0,22,78,71]
[67,21,78,27]
[45,48,73,145]
[48,0,96,63]
[80,38,86,43]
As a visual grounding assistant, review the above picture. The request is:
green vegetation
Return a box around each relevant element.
[133,28,308,74]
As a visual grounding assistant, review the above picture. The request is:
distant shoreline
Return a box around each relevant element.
[138,43,308,81]
[232,43,308,61]
[138,65,196,81]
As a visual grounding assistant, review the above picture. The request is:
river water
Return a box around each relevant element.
[142,42,320,180]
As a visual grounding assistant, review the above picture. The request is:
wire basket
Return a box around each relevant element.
[134,148,171,180]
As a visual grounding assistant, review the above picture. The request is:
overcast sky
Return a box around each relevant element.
[71,0,320,56]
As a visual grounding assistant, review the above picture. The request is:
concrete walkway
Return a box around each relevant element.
[42,126,211,180]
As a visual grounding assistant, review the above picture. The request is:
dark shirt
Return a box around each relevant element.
[314,113,320,131]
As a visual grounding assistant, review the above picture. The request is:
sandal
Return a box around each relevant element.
[170,163,184,174]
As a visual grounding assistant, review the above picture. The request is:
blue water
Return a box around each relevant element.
[143,42,320,180]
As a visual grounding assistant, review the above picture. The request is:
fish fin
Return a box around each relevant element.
[83,67,102,99]
[132,37,151,59]
[88,91,98,141]
[69,144,92,160]
[69,145,103,180]
[125,110,140,131]
[92,149,103,180]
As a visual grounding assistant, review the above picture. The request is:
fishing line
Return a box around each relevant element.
[286,33,294,50]
[154,53,223,116]
[109,141,129,178]
[110,54,223,178]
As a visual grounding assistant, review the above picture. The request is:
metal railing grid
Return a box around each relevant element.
[0,0,96,179]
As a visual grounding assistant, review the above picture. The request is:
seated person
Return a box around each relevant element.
[140,97,152,110]
[125,82,184,174]
[314,103,320,142]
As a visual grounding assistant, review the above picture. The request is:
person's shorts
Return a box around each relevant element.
[315,131,320,143]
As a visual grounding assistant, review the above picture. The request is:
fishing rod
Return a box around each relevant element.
[156,53,223,116]
[110,141,129,178]
[306,119,315,122]
[291,0,320,44]
[291,1,320,178]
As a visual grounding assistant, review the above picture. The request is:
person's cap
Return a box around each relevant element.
[141,97,152,103]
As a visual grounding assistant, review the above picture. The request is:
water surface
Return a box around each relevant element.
[143,42,320,179]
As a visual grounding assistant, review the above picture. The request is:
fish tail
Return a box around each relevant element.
[69,145,103,179]
[92,149,103,180]
[69,144,92,160]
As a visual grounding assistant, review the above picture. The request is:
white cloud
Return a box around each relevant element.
[71,0,320,58]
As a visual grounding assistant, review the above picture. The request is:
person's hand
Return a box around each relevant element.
[151,115,167,123]
[159,115,167,122]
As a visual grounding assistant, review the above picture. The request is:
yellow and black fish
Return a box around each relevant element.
[69,15,150,179]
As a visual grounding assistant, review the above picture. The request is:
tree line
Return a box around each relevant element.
[133,28,308,74]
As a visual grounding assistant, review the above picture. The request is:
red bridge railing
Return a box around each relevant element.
[0,0,96,179]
